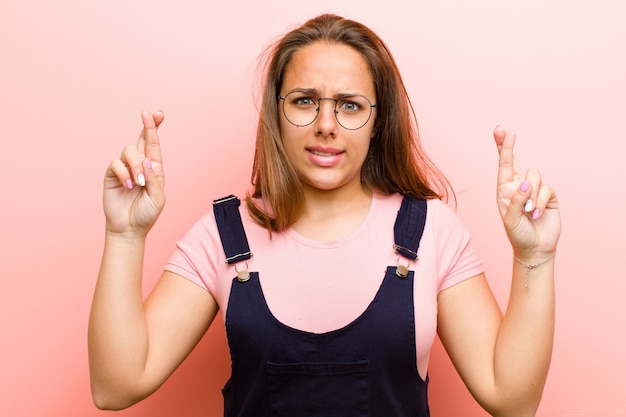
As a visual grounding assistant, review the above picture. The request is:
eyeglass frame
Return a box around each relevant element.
[278,90,377,131]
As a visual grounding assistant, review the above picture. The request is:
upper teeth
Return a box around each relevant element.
[311,150,335,156]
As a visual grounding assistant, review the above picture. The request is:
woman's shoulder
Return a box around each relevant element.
[371,191,403,210]
[373,192,454,218]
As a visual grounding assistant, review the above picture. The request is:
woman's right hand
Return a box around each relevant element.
[103,110,166,238]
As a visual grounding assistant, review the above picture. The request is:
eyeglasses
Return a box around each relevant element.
[278,90,376,130]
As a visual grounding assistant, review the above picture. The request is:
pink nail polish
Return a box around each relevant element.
[532,209,540,220]
[125,179,133,189]
[519,180,530,193]
[145,158,152,169]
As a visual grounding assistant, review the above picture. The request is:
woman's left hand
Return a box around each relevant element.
[494,126,561,262]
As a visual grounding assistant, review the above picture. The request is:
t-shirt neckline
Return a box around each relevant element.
[284,193,380,249]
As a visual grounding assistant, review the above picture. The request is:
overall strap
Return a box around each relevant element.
[393,196,427,261]
[213,195,252,265]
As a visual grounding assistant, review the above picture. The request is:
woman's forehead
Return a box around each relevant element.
[281,42,375,96]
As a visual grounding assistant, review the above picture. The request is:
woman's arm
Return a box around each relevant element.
[437,126,560,417]
[438,268,554,416]
[88,111,218,409]
[89,253,218,409]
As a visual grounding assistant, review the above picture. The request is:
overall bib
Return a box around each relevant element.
[213,195,430,417]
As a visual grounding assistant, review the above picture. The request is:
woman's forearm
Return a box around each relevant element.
[492,256,556,416]
[88,232,151,410]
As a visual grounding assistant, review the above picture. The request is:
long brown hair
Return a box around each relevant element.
[247,14,452,232]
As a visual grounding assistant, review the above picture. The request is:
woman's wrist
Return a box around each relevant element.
[513,252,556,268]
[513,252,556,289]
[104,229,148,246]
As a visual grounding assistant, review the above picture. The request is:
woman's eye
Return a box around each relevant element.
[339,101,361,112]
[294,97,317,106]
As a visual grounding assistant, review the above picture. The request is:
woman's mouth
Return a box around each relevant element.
[307,147,344,166]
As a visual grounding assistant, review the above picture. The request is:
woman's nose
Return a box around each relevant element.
[314,98,339,137]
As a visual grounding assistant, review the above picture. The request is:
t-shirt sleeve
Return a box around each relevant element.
[431,200,484,292]
[164,211,221,295]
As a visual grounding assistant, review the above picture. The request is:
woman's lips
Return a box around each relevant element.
[306,146,344,166]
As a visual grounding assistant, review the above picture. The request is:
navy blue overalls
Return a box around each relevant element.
[213,195,430,417]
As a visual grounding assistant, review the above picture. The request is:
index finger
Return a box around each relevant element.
[137,110,164,163]
[494,126,520,185]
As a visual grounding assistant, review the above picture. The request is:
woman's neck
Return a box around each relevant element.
[291,185,374,241]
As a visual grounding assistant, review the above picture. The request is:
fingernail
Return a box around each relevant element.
[532,209,540,220]
[125,179,133,189]
[145,158,152,170]
[138,173,146,187]
[519,179,530,193]
[524,199,533,213]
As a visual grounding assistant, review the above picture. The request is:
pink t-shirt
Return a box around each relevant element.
[165,192,483,380]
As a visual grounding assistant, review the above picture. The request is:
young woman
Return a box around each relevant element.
[89,14,560,417]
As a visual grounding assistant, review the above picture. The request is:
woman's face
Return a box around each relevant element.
[279,41,376,196]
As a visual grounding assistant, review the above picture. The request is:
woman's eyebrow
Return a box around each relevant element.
[289,87,320,96]
[289,87,362,98]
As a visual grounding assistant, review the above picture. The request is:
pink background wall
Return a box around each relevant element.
[1,1,624,415]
